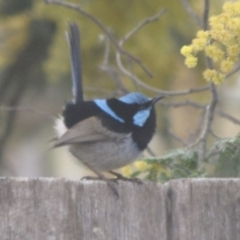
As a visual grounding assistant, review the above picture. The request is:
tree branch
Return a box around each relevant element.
[45,0,154,77]
[180,0,202,27]
[120,9,166,44]
[216,109,240,125]
[0,106,55,120]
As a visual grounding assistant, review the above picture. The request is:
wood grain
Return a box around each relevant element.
[0,178,239,240]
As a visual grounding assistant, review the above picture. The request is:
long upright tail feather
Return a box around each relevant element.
[66,22,83,103]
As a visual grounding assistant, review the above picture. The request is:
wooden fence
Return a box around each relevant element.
[0,178,239,240]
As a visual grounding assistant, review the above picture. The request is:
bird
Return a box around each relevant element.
[53,23,166,195]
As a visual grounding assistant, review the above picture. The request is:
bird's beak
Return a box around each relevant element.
[151,95,168,105]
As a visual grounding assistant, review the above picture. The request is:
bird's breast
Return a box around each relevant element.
[69,134,141,171]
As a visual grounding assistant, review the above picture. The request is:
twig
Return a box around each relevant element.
[168,129,187,146]
[191,107,207,144]
[198,83,218,166]
[190,0,218,167]
[184,0,219,167]
[45,0,153,77]
[116,50,210,95]
[100,35,128,94]
[216,109,240,125]
[146,146,156,157]
[0,106,55,120]
[203,0,210,31]
[180,0,202,27]
[47,0,210,97]
[160,100,205,109]
[226,63,240,78]
[210,130,222,140]
[120,9,166,44]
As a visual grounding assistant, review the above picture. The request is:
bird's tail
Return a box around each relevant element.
[66,22,83,103]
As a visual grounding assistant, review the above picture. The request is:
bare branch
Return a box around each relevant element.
[0,106,55,120]
[187,0,218,167]
[99,35,128,94]
[196,83,218,166]
[180,0,202,27]
[210,130,222,140]
[46,0,211,98]
[45,0,153,77]
[191,107,207,144]
[226,63,240,78]
[168,129,187,147]
[120,9,166,44]
[216,109,240,125]
[203,0,210,31]
[116,51,210,96]
[160,100,205,109]
[146,146,156,157]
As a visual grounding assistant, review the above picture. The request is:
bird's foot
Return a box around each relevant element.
[108,171,143,184]
[81,176,100,181]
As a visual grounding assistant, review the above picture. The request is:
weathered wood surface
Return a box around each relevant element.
[0,178,240,240]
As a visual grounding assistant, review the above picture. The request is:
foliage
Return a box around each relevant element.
[122,149,206,183]
[209,133,240,177]
[122,133,240,182]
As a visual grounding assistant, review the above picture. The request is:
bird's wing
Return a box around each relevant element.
[53,116,127,147]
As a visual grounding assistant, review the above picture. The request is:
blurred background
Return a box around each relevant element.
[0,0,239,180]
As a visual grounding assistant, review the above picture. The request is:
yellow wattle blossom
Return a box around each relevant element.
[226,18,240,32]
[223,1,240,15]
[203,69,224,85]
[192,38,208,52]
[134,161,149,172]
[185,56,197,68]
[205,45,224,62]
[180,1,240,84]
[220,59,234,73]
[121,165,132,177]
[197,30,209,39]
[180,45,193,56]
[227,44,240,59]
[153,163,172,178]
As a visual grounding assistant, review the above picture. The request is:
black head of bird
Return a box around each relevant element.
[54,23,166,180]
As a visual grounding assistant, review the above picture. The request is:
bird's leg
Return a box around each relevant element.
[82,163,119,198]
[108,170,129,180]
[108,170,143,184]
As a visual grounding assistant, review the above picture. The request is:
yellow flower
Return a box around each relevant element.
[181,1,240,82]
[192,38,207,52]
[209,15,219,27]
[227,44,240,58]
[212,72,224,85]
[180,45,193,56]
[203,69,224,84]
[134,161,149,172]
[223,2,233,13]
[121,165,132,177]
[185,56,197,68]
[220,30,235,46]
[220,59,234,73]
[196,30,209,39]
[153,163,172,177]
[226,18,240,32]
[205,45,224,62]
[223,2,240,16]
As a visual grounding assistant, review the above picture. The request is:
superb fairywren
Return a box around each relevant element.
[54,23,165,188]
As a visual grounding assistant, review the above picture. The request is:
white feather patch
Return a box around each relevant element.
[54,116,67,137]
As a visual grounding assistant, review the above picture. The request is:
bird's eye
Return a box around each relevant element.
[139,104,148,111]
[139,105,145,110]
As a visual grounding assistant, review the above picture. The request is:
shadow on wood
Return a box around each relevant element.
[0,178,240,240]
